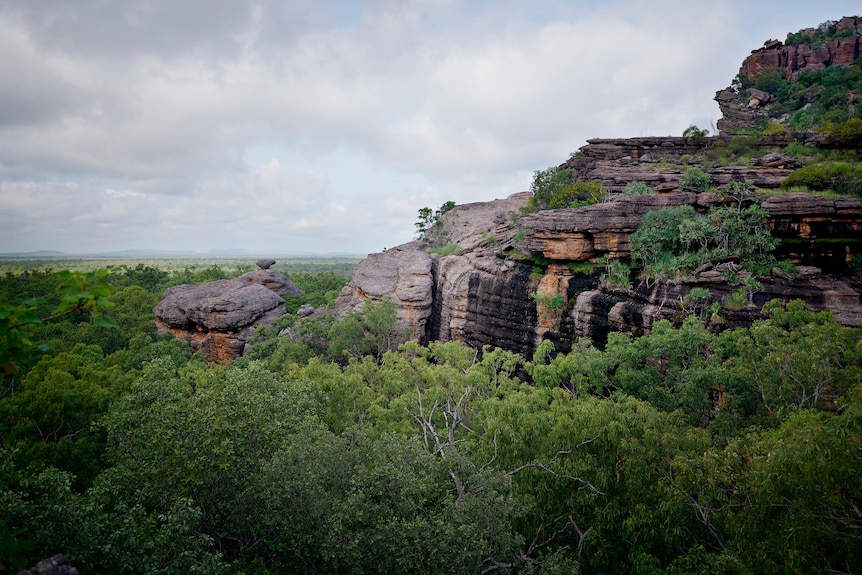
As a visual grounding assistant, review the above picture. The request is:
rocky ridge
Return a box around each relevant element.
[335,188,862,357]
[559,135,807,194]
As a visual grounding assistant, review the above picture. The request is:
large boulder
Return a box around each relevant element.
[16,555,77,575]
[335,241,434,345]
[154,269,301,362]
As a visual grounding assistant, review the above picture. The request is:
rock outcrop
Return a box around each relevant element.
[560,135,813,194]
[715,16,862,133]
[336,189,862,357]
[336,241,435,343]
[16,555,78,575]
[741,17,862,81]
[154,269,301,362]
[329,16,862,359]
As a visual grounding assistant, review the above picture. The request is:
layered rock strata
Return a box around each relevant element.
[335,191,862,357]
[560,135,813,193]
[741,17,862,81]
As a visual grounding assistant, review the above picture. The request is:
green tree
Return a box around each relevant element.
[523,167,576,212]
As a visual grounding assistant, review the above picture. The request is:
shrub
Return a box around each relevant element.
[781,163,862,196]
[679,167,712,192]
[428,243,462,256]
[598,257,631,289]
[822,117,862,147]
[723,289,747,311]
[415,201,456,245]
[763,123,786,136]
[514,228,534,243]
[620,181,653,197]
[549,181,606,209]
[682,125,710,146]
[630,202,778,279]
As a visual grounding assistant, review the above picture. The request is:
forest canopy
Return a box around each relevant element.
[1,264,861,575]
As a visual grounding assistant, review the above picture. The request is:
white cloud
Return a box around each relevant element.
[0,0,858,254]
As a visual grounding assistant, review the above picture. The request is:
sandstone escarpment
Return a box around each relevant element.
[330,16,862,358]
[335,241,435,343]
[741,17,862,82]
[572,267,862,346]
[335,190,862,357]
[154,269,301,362]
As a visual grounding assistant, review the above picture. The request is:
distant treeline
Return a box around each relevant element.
[0,257,361,277]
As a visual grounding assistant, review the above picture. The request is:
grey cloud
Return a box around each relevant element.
[2,1,258,60]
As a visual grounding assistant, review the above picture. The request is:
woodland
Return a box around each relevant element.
[1,258,860,575]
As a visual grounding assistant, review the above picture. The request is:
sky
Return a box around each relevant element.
[1,0,859,256]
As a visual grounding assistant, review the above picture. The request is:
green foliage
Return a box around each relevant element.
[531,292,567,329]
[619,180,654,197]
[785,19,853,46]
[1,270,118,376]
[682,124,710,145]
[782,162,862,197]
[598,256,631,289]
[630,202,778,279]
[823,116,862,146]
[549,181,606,208]
[284,270,349,312]
[523,168,606,212]
[678,166,712,192]
[629,205,701,271]
[524,166,574,212]
[427,242,462,256]
[415,200,456,245]
[0,344,124,489]
[4,258,862,574]
[743,56,862,133]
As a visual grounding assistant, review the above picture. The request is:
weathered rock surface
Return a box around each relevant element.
[560,135,814,193]
[740,17,862,81]
[337,190,862,358]
[573,269,862,346]
[518,192,700,260]
[335,196,542,355]
[16,555,78,575]
[333,18,862,358]
[154,269,301,362]
[336,241,435,343]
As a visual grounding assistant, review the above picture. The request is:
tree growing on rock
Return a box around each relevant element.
[415,201,456,245]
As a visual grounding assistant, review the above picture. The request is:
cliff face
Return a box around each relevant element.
[336,189,862,356]
[559,136,804,194]
[740,17,862,81]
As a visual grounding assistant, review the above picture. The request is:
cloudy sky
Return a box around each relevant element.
[1,0,858,255]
